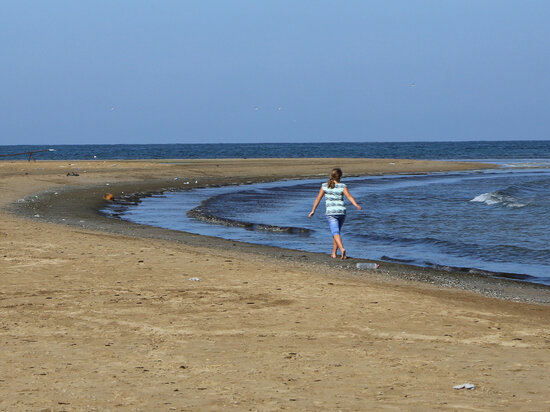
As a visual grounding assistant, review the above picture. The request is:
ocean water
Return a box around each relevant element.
[3,140,550,161]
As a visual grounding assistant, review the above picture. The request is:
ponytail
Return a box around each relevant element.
[327,168,342,189]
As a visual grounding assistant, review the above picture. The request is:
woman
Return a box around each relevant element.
[308,168,362,259]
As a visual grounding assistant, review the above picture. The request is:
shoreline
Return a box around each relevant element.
[2,158,550,411]
[6,160,550,305]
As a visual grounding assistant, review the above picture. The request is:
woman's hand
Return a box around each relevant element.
[308,211,315,218]
[356,205,362,210]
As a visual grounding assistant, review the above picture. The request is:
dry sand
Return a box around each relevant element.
[1,158,549,411]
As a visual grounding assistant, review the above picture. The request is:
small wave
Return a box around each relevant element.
[470,192,527,208]
[187,206,311,235]
[470,176,550,208]
[380,256,416,263]
[186,190,313,235]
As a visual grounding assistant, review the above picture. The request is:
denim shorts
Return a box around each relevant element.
[326,214,346,236]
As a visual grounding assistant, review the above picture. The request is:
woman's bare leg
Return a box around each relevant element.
[331,238,338,258]
[333,235,347,259]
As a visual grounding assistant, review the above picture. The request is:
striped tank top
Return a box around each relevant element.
[322,182,346,215]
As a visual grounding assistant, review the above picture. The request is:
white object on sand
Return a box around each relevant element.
[188,277,200,282]
[453,383,476,390]
[356,262,380,270]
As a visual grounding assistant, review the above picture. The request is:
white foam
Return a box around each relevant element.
[500,161,550,168]
[470,192,527,208]
[471,192,500,205]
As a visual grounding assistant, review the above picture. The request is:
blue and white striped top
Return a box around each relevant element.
[322,182,346,215]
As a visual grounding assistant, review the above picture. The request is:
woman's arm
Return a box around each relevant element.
[343,187,362,210]
[308,187,325,218]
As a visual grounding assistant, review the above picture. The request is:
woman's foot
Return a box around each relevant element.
[331,253,337,258]
[341,249,347,260]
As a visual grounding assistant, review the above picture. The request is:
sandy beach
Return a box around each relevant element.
[1,158,549,411]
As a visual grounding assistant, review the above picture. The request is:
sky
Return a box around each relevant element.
[1,0,549,145]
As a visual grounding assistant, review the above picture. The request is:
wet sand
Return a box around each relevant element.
[1,158,549,411]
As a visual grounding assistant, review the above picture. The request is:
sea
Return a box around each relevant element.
[3,141,550,285]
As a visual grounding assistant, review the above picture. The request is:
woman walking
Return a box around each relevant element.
[308,168,362,259]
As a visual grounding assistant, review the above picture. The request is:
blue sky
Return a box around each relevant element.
[1,1,549,145]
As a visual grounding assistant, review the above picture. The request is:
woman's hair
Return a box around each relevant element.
[327,168,343,189]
